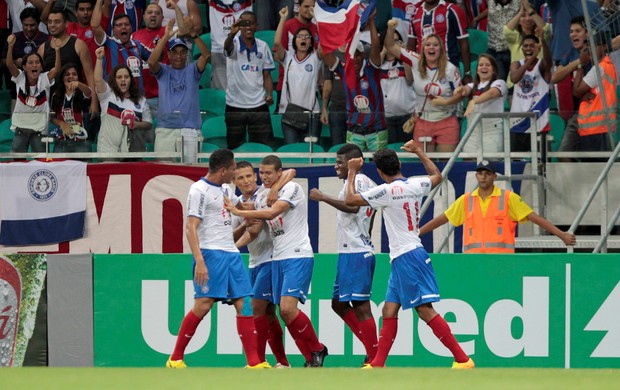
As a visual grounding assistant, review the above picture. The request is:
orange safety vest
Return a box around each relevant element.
[462,189,517,254]
[577,55,618,136]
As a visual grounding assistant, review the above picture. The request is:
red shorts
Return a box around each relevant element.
[413,116,460,148]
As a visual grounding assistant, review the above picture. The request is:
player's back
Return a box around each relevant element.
[187,179,239,252]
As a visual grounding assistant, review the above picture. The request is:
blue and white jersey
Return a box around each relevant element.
[232,185,273,268]
[510,59,550,133]
[187,178,240,252]
[360,176,432,260]
[255,181,313,261]
[337,173,377,254]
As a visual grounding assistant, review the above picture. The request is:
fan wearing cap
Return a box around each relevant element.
[419,160,576,253]
[572,30,619,155]
[147,17,211,161]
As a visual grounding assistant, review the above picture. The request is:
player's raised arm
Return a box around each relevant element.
[344,158,370,207]
[401,140,442,189]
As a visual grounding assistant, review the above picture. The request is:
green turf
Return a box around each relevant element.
[1,368,619,390]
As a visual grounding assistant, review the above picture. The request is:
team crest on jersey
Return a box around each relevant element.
[305,64,313,72]
[24,45,33,54]
[439,76,447,84]
[406,4,416,17]
[353,95,371,113]
[124,0,134,10]
[233,2,242,11]
[85,29,94,38]
[360,80,369,90]
[391,186,404,195]
[126,56,142,77]
[388,68,399,79]
[520,74,535,94]
[435,14,445,23]
[256,52,263,59]
[28,170,58,201]
[222,14,235,28]
[424,82,442,97]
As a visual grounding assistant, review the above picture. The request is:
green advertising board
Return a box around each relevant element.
[93,254,620,368]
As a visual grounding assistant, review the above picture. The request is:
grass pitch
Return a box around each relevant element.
[1,368,619,390]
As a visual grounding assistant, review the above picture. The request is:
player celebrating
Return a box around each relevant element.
[226,155,329,367]
[166,149,267,369]
[344,141,474,369]
[232,161,295,368]
[309,144,379,364]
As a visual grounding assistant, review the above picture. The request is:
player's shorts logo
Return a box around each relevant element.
[28,169,58,201]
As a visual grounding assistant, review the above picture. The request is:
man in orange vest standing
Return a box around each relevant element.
[419,160,576,253]
[573,31,618,155]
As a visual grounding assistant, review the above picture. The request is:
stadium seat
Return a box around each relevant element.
[233,142,274,163]
[325,143,347,164]
[199,142,222,162]
[199,88,227,118]
[202,115,228,147]
[199,63,213,89]
[255,30,278,86]
[387,142,405,152]
[548,113,566,152]
[197,3,209,33]
[192,33,211,59]
[0,118,12,152]
[0,90,11,121]
[270,113,284,147]
[276,142,325,164]
[467,29,488,59]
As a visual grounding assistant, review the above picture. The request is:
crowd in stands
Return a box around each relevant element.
[0,0,618,161]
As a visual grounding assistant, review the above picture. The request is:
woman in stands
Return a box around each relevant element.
[384,20,462,153]
[6,34,61,153]
[50,63,92,153]
[94,46,152,154]
[431,53,507,153]
[380,28,416,144]
[503,0,550,83]
[274,6,322,145]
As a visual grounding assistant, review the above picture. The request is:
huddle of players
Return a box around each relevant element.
[167,141,473,369]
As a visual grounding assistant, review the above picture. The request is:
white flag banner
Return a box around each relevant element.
[0,160,87,246]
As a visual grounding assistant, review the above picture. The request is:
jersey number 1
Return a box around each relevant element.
[403,201,419,231]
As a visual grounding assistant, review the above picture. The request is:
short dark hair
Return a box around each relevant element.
[235,160,254,170]
[20,7,40,23]
[113,13,131,26]
[570,15,586,29]
[239,11,257,22]
[261,155,282,171]
[336,143,363,160]
[49,9,69,22]
[209,149,235,171]
[373,149,400,177]
[521,34,540,44]
[76,0,95,6]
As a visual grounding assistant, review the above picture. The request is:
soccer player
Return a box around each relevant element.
[309,144,378,364]
[166,149,267,369]
[344,140,474,369]
[225,155,329,367]
[232,161,295,368]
